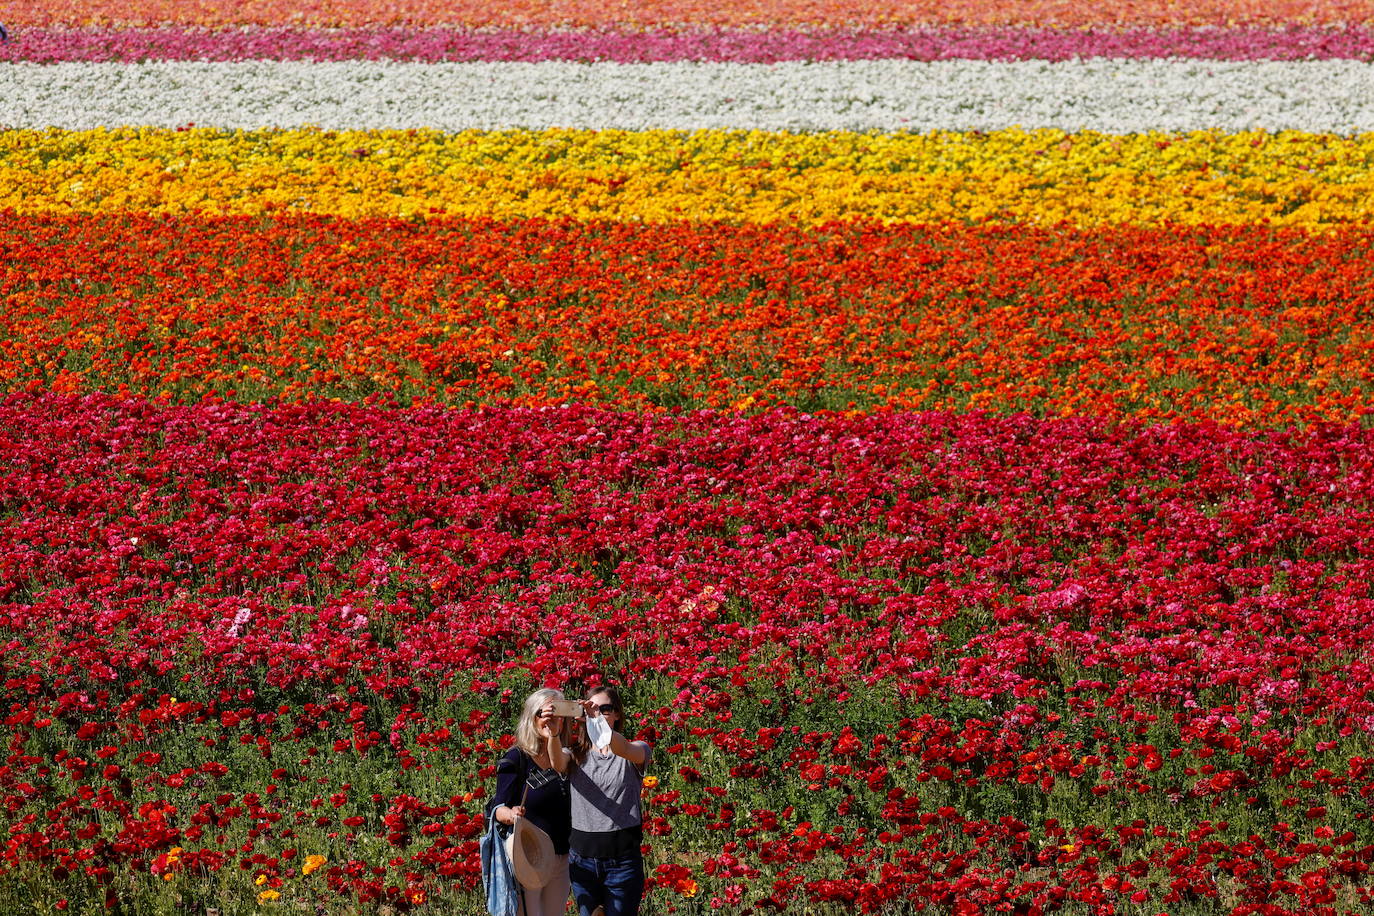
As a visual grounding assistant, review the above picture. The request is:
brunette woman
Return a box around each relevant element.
[491,688,576,916]
[569,686,653,916]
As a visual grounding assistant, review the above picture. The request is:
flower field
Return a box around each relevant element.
[7,217,1374,425]
[2,1,1374,915]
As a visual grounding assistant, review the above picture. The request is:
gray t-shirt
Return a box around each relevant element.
[570,745,651,833]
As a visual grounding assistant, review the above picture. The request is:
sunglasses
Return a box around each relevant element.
[596,704,618,714]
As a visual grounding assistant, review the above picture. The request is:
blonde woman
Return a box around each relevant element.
[491,688,576,916]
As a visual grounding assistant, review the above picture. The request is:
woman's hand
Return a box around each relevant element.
[544,712,569,773]
[579,698,600,719]
[496,805,525,826]
[535,704,557,737]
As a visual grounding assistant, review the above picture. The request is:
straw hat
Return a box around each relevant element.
[505,816,558,888]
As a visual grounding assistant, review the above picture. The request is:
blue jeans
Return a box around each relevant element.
[569,851,645,916]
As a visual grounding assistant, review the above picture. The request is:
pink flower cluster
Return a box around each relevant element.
[3,24,1373,63]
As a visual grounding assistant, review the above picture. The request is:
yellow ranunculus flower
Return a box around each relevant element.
[5,127,1372,229]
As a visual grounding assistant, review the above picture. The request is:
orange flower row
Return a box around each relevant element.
[3,213,1372,426]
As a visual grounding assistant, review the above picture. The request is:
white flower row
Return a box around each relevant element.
[4,58,1374,133]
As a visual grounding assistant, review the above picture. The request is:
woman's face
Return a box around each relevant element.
[590,691,620,729]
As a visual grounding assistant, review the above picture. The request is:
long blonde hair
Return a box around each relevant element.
[514,687,572,757]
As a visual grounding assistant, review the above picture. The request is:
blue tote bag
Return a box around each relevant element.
[481,801,520,916]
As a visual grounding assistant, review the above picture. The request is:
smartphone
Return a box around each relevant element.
[549,699,584,718]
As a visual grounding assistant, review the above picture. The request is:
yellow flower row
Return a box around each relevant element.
[4,127,1373,227]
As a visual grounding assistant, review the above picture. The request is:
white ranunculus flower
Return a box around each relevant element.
[1,58,1373,133]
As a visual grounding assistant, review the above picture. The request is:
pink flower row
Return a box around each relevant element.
[3,24,1374,62]
[5,0,1372,30]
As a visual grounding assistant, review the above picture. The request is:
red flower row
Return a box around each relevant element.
[1,395,1372,911]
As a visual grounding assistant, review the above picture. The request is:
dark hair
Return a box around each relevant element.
[584,685,625,733]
